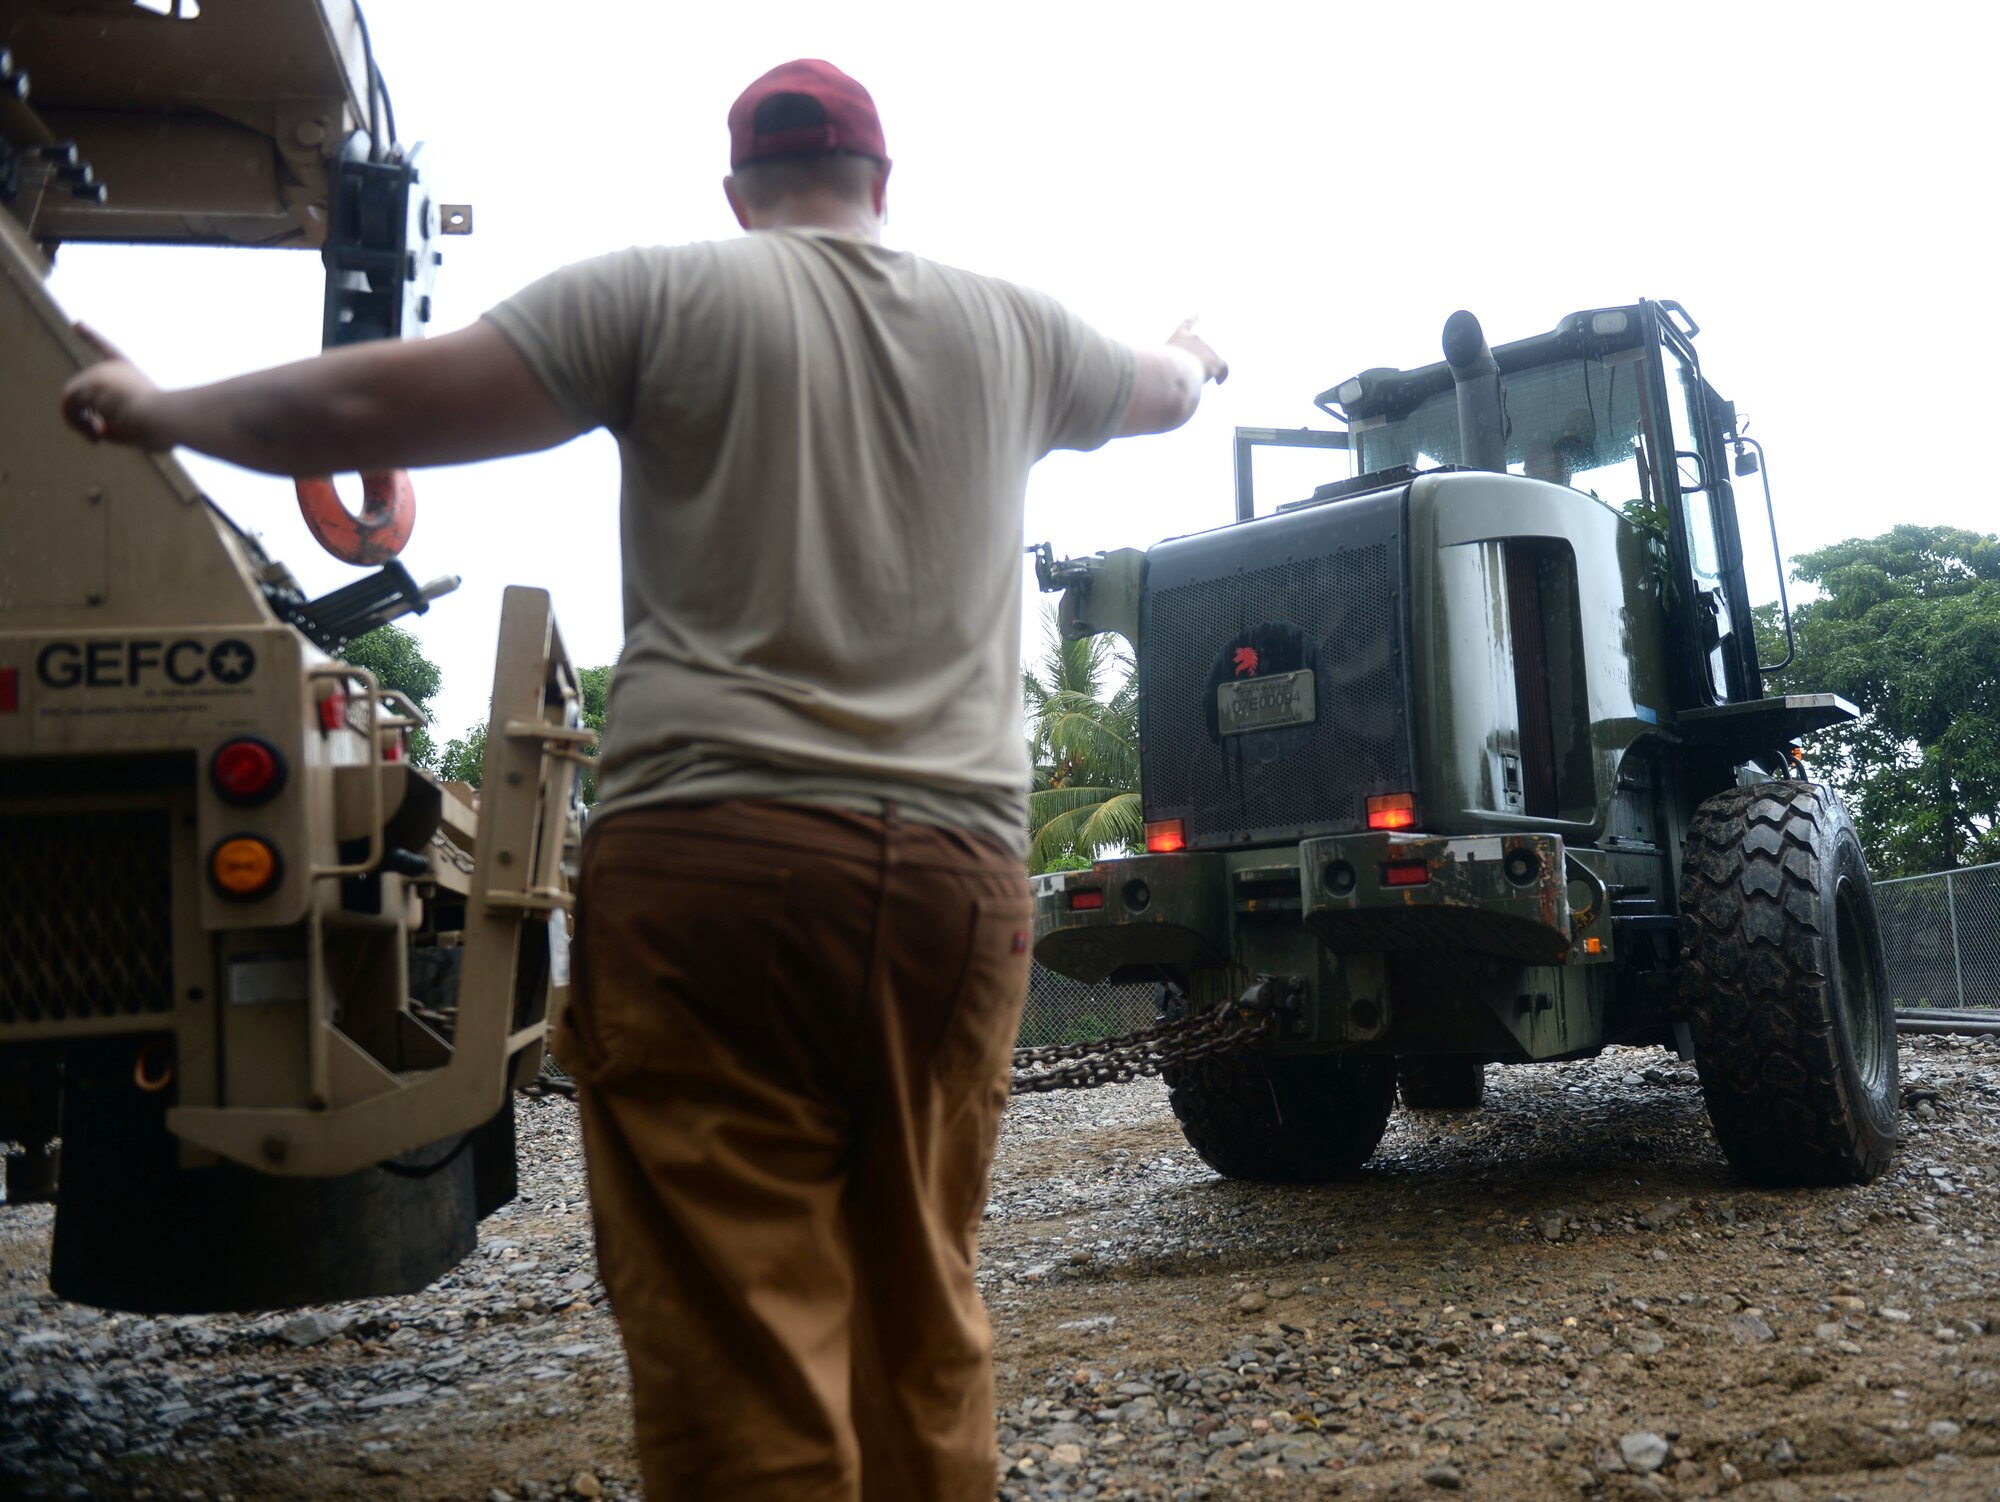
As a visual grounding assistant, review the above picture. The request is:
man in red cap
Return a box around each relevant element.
[61,58,1227,1500]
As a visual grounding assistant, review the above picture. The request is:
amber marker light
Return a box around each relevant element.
[1366,793,1416,831]
[210,836,282,900]
[1144,819,1187,853]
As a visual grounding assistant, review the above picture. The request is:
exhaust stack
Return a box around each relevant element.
[1442,310,1506,473]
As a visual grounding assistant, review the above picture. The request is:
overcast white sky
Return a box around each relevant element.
[47,0,1999,740]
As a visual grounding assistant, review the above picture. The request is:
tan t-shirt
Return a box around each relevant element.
[484,229,1136,856]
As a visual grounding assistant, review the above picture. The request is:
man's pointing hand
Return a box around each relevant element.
[1168,317,1228,386]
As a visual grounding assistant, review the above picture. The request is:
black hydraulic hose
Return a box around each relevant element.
[375,1078,509,1179]
[376,1127,473,1180]
[349,1,397,159]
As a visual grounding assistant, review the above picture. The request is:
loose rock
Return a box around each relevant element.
[5,1035,1998,1501]
[1619,1432,1670,1474]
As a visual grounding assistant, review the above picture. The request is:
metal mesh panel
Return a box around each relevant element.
[1143,542,1407,842]
[0,811,174,1026]
[1019,963,1157,1047]
[1878,863,1998,1011]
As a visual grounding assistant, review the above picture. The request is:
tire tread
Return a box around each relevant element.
[1679,782,1896,1186]
[1165,1052,1396,1183]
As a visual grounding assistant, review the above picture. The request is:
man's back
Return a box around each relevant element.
[54,59,1225,1501]
[487,230,1135,845]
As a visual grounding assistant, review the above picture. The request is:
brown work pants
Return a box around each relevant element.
[559,800,1032,1502]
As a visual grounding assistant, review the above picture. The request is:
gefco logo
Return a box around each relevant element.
[35,638,258,690]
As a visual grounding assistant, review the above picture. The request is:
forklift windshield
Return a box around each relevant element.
[1352,355,1652,513]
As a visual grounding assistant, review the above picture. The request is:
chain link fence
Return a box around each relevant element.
[1877,861,1999,1012]
[1019,965,1157,1047]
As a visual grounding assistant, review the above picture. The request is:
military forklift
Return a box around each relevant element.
[1032,300,1897,1187]
[0,0,587,1311]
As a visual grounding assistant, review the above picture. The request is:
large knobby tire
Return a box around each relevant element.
[1679,782,1898,1186]
[1397,1055,1486,1110]
[1164,1050,1397,1183]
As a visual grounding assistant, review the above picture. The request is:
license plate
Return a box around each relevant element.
[1218,669,1317,735]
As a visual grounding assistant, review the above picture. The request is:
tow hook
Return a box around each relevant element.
[1236,974,1308,1035]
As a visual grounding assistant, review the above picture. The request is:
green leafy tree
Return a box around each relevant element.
[1023,612,1141,874]
[1770,524,2000,876]
[436,721,486,786]
[437,661,614,806]
[342,624,442,768]
[576,664,610,805]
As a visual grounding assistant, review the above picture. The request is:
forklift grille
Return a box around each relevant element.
[1140,488,1415,846]
[0,811,175,1027]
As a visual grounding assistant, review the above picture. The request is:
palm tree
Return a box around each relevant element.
[1023,609,1141,874]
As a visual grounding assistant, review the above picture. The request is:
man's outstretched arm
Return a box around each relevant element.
[1117,319,1229,438]
[59,321,583,476]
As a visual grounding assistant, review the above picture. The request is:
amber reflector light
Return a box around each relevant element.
[210,837,280,898]
[1366,793,1416,830]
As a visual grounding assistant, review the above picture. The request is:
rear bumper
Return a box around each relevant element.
[1034,830,1599,981]
[1031,852,1230,984]
[1300,831,1584,964]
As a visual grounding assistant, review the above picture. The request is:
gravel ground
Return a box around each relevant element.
[3,1035,1997,1501]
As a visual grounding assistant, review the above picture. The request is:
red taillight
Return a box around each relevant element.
[1384,860,1429,888]
[317,689,348,733]
[1068,889,1106,911]
[1144,819,1187,854]
[1367,793,1416,831]
[211,737,285,805]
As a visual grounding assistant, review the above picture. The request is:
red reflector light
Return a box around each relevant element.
[211,737,285,805]
[1144,819,1187,854]
[1384,860,1430,888]
[1069,889,1106,911]
[317,690,348,733]
[0,667,15,714]
[1367,793,1416,831]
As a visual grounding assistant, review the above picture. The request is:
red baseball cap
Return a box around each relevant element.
[728,60,888,170]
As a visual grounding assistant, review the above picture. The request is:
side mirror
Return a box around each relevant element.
[1733,446,1760,478]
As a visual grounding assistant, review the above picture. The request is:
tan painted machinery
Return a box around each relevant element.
[0,0,588,1312]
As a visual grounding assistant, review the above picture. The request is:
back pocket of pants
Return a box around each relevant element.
[932,897,1034,1091]
[568,865,788,1087]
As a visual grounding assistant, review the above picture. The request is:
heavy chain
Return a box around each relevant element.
[1009,990,1287,1094]
[429,830,477,877]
